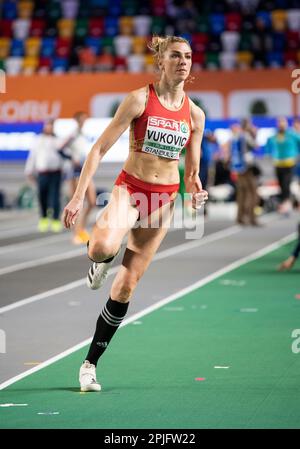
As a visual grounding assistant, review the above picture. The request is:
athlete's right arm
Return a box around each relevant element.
[62,88,146,228]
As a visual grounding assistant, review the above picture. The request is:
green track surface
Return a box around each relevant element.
[1,241,300,429]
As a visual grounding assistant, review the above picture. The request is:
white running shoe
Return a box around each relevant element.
[79,361,101,392]
[86,251,119,290]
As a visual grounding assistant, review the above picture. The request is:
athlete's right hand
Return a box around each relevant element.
[62,197,84,229]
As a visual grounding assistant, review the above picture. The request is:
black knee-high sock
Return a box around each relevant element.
[85,297,129,366]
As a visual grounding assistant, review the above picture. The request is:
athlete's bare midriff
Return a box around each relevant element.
[123,151,180,185]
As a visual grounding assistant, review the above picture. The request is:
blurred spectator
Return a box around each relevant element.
[228,120,259,225]
[199,129,219,191]
[266,117,300,215]
[293,117,300,184]
[24,119,63,233]
[59,112,96,244]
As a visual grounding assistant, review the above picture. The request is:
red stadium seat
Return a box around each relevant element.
[114,56,127,71]
[284,50,298,66]
[151,0,166,16]
[88,18,104,38]
[78,47,97,70]
[225,13,242,32]
[191,52,205,70]
[191,33,209,52]
[286,30,300,50]
[39,56,52,69]
[30,19,46,37]
[96,51,114,71]
[55,37,72,58]
[0,19,13,38]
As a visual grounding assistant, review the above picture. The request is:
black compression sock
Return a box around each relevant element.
[85,297,129,366]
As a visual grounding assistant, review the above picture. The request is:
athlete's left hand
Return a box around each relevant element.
[185,177,208,210]
[191,191,208,209]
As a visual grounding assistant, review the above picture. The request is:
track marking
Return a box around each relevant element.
[0,225,241,313]
[0,211,279,268]
[0,225,38,239]
[0,231,296,391]
[0,233,70,255]
[0,247,86,276]
[214,366,230,369]
[0,403,28,407]
[23,362,41,366]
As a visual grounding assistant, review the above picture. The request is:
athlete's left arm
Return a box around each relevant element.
[184,101,208,208]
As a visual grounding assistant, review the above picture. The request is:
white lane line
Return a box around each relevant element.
[0,220,211,272]
[0,231,295,391]
[0,233,70,255]
[0,247,86,276]
[0,225,241,314]
[0,224,38,239]
[1,219,261,276]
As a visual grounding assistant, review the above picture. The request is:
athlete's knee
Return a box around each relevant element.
[88,240,118,263]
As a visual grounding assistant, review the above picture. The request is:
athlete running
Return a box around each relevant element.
[62,36,208,392]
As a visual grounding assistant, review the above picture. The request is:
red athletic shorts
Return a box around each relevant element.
[114,170,179,220]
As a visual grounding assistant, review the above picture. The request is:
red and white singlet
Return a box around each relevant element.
[130,83,192,160]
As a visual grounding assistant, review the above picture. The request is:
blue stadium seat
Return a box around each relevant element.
[11,39,24,57]
[272,32,286,51]
[2,0,18,20]
[40,37,56,57]
[104,17,119,37]
[179,33,192,45]
[108,0,122,17]
[266,51,283,67]
[275,0,288,8]
[209,13,225,35]
[52,56,69,71]
[256,11,272,28]
[85,36,103,55]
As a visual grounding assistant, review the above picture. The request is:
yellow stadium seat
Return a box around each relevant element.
[25,37,41,57]
[18,0,34,19]
[144,54,155,72]
[57,19,75,38]
[119,16,134,36]
[132,36,147,54]
[237,51,253,68]
[22,56,38,74]
[271,10,287,32]
[0,38,11,59]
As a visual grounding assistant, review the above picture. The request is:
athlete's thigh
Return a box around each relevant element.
[123,201,175,276]
[89,185,139,247]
